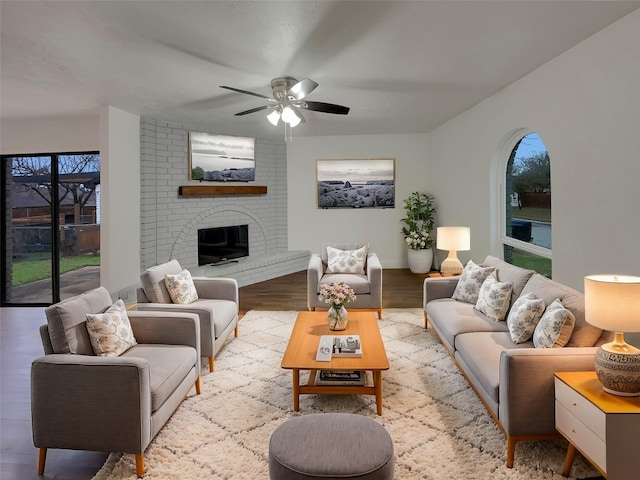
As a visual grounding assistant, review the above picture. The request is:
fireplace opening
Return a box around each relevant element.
[197,225,249,266]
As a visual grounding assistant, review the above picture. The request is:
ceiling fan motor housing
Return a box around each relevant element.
[271,76,298,101]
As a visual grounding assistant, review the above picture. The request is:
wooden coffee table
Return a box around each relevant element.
[281,311,389,415]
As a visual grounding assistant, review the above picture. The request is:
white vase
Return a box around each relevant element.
[407,248,433,274]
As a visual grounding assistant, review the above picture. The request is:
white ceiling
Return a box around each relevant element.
[2,1,639,139]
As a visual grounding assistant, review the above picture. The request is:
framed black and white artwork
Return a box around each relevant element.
[188,132,255,182]
[316,158,395,208]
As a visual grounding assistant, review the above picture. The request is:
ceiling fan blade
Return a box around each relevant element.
[287,78,318,101]
[220,85,271,100]
[302,101,350,115]
[235,105,271,116]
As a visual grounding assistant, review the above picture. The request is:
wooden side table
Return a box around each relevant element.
[554,371,640,479]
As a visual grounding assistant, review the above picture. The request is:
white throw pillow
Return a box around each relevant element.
[533,298,576,348]
[451,260,496,304]
[165,269,199,304]
[326,246,367,274]
[506,292,546,343]
[86,299,137,357]
[475,273,513,322]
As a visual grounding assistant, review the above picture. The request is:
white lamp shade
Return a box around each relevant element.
[281,106,301,127]
[266,110,281,126]
[585,274,640,332]
[436,227,470,252]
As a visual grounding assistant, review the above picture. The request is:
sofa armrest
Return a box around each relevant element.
[31,354,152,453]
[498,347,598,437]
[307,254,324,307]
[367,252,383,297]
[192,277,238,305]
[423,276,460,308]
[128,311,200,353]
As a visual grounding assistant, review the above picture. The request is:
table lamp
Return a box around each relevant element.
[584,274,640,396]
[436,227,470,276]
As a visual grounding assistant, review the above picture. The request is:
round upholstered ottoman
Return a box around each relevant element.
[269,413,394,480]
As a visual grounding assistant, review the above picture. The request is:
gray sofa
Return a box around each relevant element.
[423,256,611,468]
[307,243,383,318]
[32,286,201,477]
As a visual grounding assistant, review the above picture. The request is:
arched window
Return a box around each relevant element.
[503,132,552,277]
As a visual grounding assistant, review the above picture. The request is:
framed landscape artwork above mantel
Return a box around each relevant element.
[188,132,255,182]
[316,158,395,209]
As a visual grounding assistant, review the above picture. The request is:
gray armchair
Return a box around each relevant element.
[32,286,201,478]
[307,243,383,318]
[136,259,239,372]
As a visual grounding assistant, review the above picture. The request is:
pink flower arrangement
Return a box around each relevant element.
[319,282,356,309]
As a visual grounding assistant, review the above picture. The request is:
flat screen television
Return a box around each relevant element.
[197,225,249,266]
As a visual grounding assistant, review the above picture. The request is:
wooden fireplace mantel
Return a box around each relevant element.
[178,185,268,196]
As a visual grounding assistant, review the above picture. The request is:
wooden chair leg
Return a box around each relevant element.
[506,436,516,468]
[377,308,383,319]
[37,448,47,475]
[135,453,145,478]
[195,376,201,395]
[208,357,214,372]
[424,312,429,329]
[234,325,239,337]
[309,307,316,311]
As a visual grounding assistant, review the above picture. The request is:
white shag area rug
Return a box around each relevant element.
[93,309,601,480]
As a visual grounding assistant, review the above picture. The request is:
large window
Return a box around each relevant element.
[1,152,100,305]
[503,132,552,277]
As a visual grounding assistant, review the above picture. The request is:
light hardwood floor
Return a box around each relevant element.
[0,269,427,480]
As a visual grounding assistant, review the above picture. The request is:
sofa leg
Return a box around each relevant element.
[424,312,429,329]
[208,357,214,372]
[234,325,239,337]
[37,448,46,475]
[377,308,383,319]
[135,453,145,477]
[506,436,516,468]
[195,376,201,395]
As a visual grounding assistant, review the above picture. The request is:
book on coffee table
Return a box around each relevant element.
[315,335,362,361]
[315,370,366,386]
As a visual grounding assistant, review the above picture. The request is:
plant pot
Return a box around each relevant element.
[407,248,433,274]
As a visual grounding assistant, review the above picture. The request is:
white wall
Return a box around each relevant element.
[426,9,640,289]
[0,115,100,153]
[287,134,429,268]
[99,107,141,295]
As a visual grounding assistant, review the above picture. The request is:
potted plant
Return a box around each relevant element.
[401,191,436,273]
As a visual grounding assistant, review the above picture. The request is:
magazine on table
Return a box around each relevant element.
[315,370,366,386]
[315,335,362,361]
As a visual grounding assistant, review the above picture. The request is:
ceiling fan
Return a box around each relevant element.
[220,76,350,129]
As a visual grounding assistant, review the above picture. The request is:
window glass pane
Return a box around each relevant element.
[6,156,54,303]
[505,132,551,249]
[504,244,552,278]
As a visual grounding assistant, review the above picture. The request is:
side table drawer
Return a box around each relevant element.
[556,401,607,473]
[555,377,606,440]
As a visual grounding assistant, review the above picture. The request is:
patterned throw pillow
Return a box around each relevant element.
[451,260,496,304]
[506,292,546,343]
[165,269,199,304]
[474,273,513,322]
[86,299,137,356]
[533,298,576,348]
[326,246,367,274]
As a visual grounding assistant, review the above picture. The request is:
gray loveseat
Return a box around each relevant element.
[32,286,201,477]
[423,256,611,468]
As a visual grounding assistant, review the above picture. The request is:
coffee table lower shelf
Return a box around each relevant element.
[292,369,384,415]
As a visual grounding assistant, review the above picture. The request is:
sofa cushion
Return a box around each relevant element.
[482,256,535,304]
[45,286,113,355]
[455,332,531,404]
[165,269,199,304]
[475,273,513,322]
[121,344,197,412]
[521,273,602,347]
[426,299,508,351]
[318,274,370,295]
[140,259,182,304]
[321,243,368,266]
[326,246,367,274]
[533,298,576,348]
[452,260,496,304]
[506,293,546,344]
[86,299,137,356]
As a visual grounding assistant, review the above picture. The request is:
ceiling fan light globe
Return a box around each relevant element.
[266,110,281,126]
[281,106,300,126]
